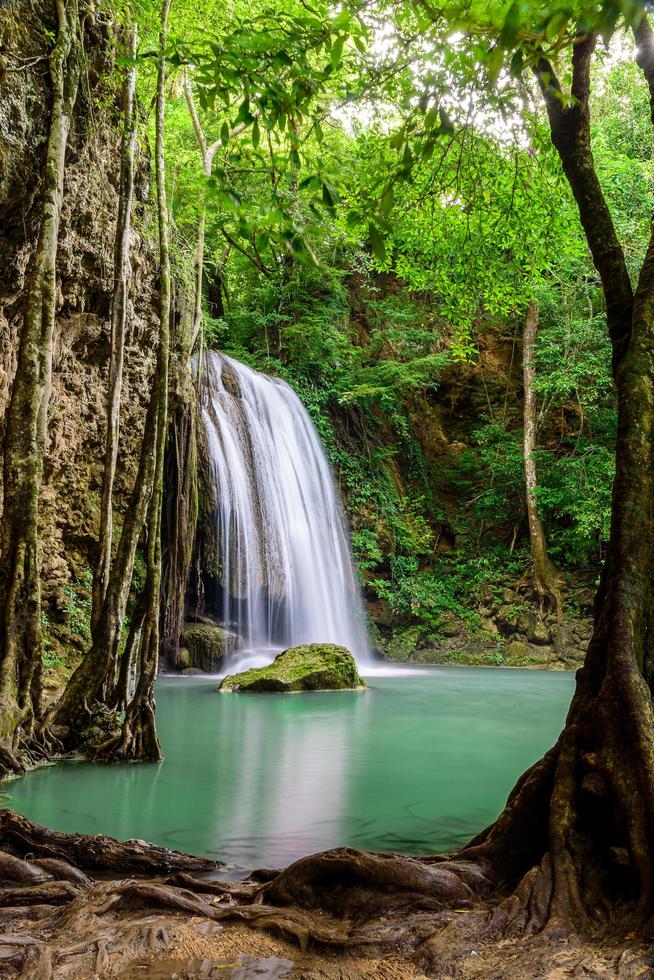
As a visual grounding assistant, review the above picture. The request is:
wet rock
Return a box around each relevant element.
[181,624,240,673]
[219,644,365,693]
[495,605,518,636]
[551,624,581,663]
[528,620,551,646]
[439,617,460,638]
[516,610,550,644]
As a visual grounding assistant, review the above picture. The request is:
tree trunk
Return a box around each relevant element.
[0,0,82,773]
[95,0,172,763]
[47,381,158,737]
[522,300,562,615]
[160,406,198,666]
[461,248,654,932]
[92,24,138,633]
[455,22,654,932]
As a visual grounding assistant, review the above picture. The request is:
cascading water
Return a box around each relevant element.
[199,351,369,669]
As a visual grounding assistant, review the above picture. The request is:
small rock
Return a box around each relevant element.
[527,620,551,645]
[440,618,460,638]
[495,605,518,636]
[505,640,531,660]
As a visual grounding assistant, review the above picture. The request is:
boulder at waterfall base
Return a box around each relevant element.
[181,624,240,672]
[218,644,365,692]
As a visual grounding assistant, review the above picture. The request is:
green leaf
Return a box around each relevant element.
[331,35,345,68]
[487,45,504,84]
[439,107,453,133]
[221,122,230,145]
[236,98,254,124]
[369,223,387,263]
[425,105,440,130]
[381,183,394,217]
[252,118,261,148]
[500,2,522,48]
[322,180,337,211]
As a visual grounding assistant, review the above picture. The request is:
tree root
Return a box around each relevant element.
[0,741,26,779]
[91,697,162,764]
[0,809,222,874]
[2,809,653,978]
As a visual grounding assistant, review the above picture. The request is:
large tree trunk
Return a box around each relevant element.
[522,300,562,615]
[451,22,654,932]
[0,0,82,774]
[460,250,654,932]
[91,24,138,634]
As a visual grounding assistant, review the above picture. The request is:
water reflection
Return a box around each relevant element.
[5,670,574,872]
[217,691,364,865]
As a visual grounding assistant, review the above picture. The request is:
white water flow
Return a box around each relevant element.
[200,352,370,670]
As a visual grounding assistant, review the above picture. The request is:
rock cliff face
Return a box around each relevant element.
[0,1,159,667]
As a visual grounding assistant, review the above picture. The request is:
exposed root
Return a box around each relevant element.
[0,809,222,874]
[0,740,26,778]
[1,811,653,978]
[91,696,161,764]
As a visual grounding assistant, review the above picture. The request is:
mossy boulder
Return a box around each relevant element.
[218,644,365,693]
[181,623,240,672]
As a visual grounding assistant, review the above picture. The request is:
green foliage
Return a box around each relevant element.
[123,0,641,654]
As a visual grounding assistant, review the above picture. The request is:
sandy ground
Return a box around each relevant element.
[108,919,653,979]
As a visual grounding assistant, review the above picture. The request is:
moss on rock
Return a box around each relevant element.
[218,644,366,693]
[181,623,240,672]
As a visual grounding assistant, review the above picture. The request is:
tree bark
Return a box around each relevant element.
[522,300,562,615]
[457,22,654,932]
[91,24,138,633]
[0,0,82,772]
[95,0,172,762]
[160,406,198,665]
[47,383,158,735]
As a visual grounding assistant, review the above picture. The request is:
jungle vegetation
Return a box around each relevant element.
[1,0,654,949]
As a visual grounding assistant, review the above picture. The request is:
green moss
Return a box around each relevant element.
[218,644,366,693]
[181,623,239,672]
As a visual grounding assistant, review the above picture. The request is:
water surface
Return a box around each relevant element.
[5,668,574,872]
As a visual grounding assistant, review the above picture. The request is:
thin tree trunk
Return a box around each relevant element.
[183,73,250,351]
[95,0,172,762]
[522,300,562,615]
[183,74,215,353]
[92,24,138,633]
[47,385,158,735]
[0,0,82,773]
[113,591,146,712]
[160,408,198,665]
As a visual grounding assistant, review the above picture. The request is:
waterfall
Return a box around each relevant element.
[199,351,369,667]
